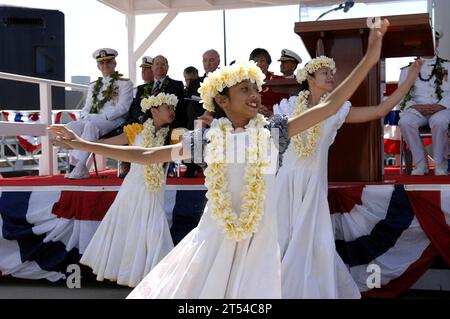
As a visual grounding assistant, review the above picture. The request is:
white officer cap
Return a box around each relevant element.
[92,48,118,62]
[278,49,302,64]
[140,56,154,68]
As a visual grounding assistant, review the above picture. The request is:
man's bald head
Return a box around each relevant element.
[202,49,220,74]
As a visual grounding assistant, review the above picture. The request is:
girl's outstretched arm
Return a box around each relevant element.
[345,59,423,123]
[287,19,390,138]
[98,132,129,145]
[48,125,189,165]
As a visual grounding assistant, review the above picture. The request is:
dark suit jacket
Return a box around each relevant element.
[126,76,186,128]
[185,75,226,130]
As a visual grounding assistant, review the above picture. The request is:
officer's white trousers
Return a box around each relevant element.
[398,109,450,165]
[66,117,124,167]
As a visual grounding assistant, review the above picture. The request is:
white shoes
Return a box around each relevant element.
[64,165,90,179]
[435,162,448,176]
[411,159,429,176]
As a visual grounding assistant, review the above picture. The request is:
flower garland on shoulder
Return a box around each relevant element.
[291,91,329,159]
[142,119,169,192]
[141,77,170,99]
[400,57,446,110]
[139,93,177,192]
[204,114,270,241]
[292,55,335,159]
[90,71,123,114]
[198,60,265,112]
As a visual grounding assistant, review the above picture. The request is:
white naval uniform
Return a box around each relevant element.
[398,56,450,166]
[66,75,133,166]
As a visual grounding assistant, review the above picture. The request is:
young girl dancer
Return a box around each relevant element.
[49,19,390,298]
[276,55,422,298]
[79,93,177,287]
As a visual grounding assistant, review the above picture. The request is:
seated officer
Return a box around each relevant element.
[65,48,133,179]
[278,49,302,79]
[398,30,450,176]
[127,56,154,125]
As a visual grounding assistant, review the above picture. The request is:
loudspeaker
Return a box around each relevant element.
[0,6,65,110]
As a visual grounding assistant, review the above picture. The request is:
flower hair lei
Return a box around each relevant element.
[141,92,178,112]
[198,60,265,112]
[296,56,336,84]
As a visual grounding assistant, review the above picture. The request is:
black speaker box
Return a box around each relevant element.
[0,6,65,110]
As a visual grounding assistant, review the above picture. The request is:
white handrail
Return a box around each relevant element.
[0,72,88,176]
[0,72,88,90]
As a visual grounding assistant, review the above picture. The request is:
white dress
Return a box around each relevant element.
[80,133,174,287]
[127,116,289,299]
[276,102,361,299]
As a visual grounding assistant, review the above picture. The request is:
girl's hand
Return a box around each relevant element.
[48,124,78,140]
[366,18,390,64]
[47,125,83,149]
[406,58,424,81]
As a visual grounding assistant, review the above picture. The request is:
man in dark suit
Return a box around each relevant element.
[183,49,226,177]
[127,55,186,127]
[185,49,225,130]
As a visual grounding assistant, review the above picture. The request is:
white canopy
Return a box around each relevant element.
[96,0,415,82]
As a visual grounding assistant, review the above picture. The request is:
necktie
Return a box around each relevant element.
[151,80,161,95]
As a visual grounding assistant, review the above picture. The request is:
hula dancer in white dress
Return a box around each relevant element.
[276,55,422,298]
[49,18,390,298]
[79,93,178,287]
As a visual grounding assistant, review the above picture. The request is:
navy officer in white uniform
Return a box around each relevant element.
[65,48,133,179]
[398,30,450,176]
[278,49,302,79]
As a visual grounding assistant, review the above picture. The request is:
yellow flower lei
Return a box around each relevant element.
[291,90,329,159]
[204,114,270,241]
[142,119,169,192]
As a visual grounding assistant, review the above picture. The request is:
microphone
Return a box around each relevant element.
[316,1,355,21]
[343,1,354,13]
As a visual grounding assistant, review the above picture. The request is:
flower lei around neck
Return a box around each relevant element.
[400,57,446,110]
[291,90,329,159]
[142,118,169,192]
[204,114,270,241]
[90,71,123,113]
[141,77,170,99]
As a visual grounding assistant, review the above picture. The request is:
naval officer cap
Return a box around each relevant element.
[278,49,302,64]
[140,56,154,68]
[93,48,118,62]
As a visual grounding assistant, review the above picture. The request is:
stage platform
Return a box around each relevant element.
[0,167,449,298]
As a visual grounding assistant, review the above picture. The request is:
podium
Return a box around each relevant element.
[294,13,434,182]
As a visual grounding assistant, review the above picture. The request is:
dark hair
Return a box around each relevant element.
[299,80,309,91]
[212,87,230,110]
[184,66,199,75]
[249,48,272,65]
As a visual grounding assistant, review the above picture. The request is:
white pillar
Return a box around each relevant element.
[39,82,55,175]
[429,0,450,59]
[126,13,136,84]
